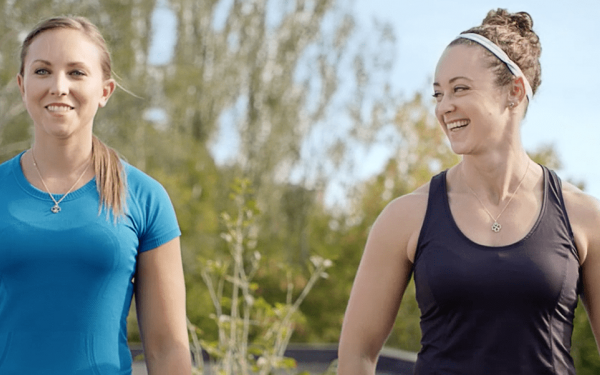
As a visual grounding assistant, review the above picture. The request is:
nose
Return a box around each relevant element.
[49,73,69,96]
[435,93,455,118]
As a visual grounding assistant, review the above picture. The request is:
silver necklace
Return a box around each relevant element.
[461,162,530,233]
[31,149,91,214]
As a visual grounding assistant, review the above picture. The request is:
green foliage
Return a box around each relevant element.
[1,1,598,373]
[188,178,333,375]
[572,300,600,374]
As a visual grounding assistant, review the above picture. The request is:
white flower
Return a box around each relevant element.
[257,356,267,367]
[310,255,323,267]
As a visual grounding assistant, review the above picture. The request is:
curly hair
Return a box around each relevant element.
[449,9,542,96]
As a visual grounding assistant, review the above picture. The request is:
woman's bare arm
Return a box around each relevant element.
[563,183,600,353]
[338,189,428,374]
[135,237,191,374]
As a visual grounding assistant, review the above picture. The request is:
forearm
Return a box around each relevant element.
[145,343,192,375]
[337,351,377,375]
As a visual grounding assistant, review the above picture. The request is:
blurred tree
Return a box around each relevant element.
[0,0,160,162]
[161,0,398,339]
[0,0,30,157]
[1,1,598,373]
[164,0,395,256]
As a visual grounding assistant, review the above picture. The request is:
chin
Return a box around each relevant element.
[39,125,77,140]
[448,142,468,156]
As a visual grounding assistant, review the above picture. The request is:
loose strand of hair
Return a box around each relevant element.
[111,70,144,100]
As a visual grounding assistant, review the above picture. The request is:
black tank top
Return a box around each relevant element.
[413,166,581,374]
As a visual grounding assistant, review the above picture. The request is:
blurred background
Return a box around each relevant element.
[1,0,598,373]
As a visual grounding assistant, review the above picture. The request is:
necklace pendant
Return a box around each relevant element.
[51,204,61,214]
[491,222,501,233]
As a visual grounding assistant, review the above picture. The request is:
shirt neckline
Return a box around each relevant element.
[441,165,548,250]
[12,151,97,203]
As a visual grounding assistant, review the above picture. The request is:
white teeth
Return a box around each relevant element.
[47,105,72,112]
[447,120,469,131]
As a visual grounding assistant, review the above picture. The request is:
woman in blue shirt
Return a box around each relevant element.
[0,16,191,374]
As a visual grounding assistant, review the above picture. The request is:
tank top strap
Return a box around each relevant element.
[414,170,449,263]
[544,165,579,261]
[425,169,448,210]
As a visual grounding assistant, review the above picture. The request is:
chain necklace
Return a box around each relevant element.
[461,162,530,233]
[31,149,91,214]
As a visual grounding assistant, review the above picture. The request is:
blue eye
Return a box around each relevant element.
[34,68,49,75]
[71,70,86,76]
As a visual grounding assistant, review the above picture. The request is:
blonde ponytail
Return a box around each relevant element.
[92,136,126,218]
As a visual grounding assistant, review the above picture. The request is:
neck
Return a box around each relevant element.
[30,139,93,177]
[460,149,532,205]
[21,139,94,195]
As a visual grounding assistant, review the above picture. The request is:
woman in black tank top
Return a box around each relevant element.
[338,8,600,375]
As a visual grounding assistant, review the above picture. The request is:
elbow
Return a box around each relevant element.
[144,338,189,358]
[337,340,378,375]
[143,339,192,374]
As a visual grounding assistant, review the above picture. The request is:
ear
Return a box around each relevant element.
[508,76,527,107]
[98,78,116,108]
[16,74,25,99]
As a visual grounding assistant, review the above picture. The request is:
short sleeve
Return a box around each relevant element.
[124,164,181,252]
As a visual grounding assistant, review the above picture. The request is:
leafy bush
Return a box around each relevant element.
[188,179,333,375]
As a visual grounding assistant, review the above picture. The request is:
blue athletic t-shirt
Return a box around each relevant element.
[0,152,181,374]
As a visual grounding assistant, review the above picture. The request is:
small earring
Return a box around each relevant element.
[509,102,515,108]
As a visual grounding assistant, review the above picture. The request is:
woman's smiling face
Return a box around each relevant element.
[17,28,114,142]
[433,44,511,156]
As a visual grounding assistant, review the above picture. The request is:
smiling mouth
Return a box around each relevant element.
[446,119,470,132]
[46,105,74,113]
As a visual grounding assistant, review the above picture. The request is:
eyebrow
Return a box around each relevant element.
[31,59,90,69]
[433,76,473,87]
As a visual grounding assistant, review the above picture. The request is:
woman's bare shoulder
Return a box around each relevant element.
[561,181,600,220]
[561,180,600,264]
[375,182,430,228]
[368,181,431,262]
[384,182,431,216]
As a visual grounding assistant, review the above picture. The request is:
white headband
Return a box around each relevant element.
[456,33,533,101]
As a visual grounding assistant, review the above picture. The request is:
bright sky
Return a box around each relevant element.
[354,0,600,200]
[149,0,600,201]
